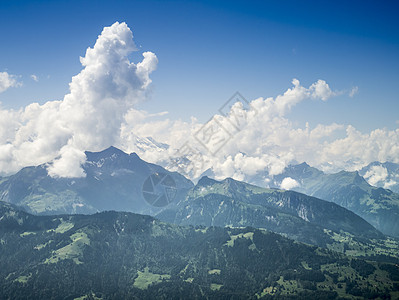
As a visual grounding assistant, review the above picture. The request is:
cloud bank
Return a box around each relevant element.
[0,21,398,185]
[0,22,157,177]
[124,79,399,183]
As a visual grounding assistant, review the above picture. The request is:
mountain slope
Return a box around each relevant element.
[156,177,399,260]
[273,163,399,237]
[0,147,193,216]
[1,201,398,299]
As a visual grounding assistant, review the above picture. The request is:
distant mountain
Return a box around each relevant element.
[1,201,398,299]
[157,177,399,260]
[0,147,193,216]
[359,161,399,193]
[271,163,399,237]
[132,135,170,153]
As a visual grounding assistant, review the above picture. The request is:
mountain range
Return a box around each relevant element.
[270,162,399,237]
[3,145,397,241]
[157,176,399,261]
[1,147,398,259]
[0,146,193,216]
[1,200,398,299]
[2,147,399,298]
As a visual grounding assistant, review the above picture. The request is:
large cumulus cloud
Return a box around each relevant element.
[0,22,157,177]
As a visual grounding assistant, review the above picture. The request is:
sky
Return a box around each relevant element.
[0,0,399,183]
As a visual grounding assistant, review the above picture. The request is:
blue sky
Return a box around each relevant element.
[1,0,399,133]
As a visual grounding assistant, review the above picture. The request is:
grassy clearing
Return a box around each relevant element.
[34,240,53,250]
[133,267,171,290]
[324,229,399,259]
[257,286,278,298]
[301,261,312,270]
[44,231,90,264]
[210,283,223,291]
[276,276,300,293]
[19,232,36,237]
[14,274,31,284]
[47,218,74,234]
[224,231,254,247]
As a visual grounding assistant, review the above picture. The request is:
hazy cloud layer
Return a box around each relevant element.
[0,22,157,177]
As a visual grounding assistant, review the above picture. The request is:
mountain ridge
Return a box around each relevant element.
[156,176,399,261]
[271,162,399,237]
[0,147,193,216]
[1,200,398,299]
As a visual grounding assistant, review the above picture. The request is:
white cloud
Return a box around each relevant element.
[0,23,397,185]
[0,22,157,177]
[30,74,39,82]
[280,177,300,190]
[123,79,344,180]
[362,165,398,189]
[47,144,87,178]
[0,72,21,93]
[124,78,399,183]
[349,86,358,97]
[319,127,399,172]
[363,165,389,187]
[383,179,397,189]
[309,79,335,101]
